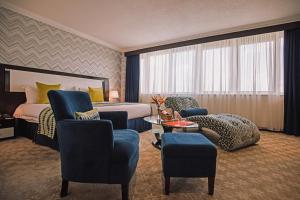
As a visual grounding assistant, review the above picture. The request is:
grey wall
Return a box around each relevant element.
[0,7,122,91]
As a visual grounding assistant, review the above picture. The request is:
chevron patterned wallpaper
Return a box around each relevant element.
[0,7,122,91]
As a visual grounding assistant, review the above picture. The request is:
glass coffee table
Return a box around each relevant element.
[143,115,198,149]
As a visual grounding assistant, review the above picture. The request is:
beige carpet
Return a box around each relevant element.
[0,131,300,200]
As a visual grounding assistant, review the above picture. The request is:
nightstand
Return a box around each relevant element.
[0,118,15,140]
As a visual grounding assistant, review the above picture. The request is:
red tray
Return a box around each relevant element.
[162,120,195,127]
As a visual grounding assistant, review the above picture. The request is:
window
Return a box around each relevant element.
[140,31,284,95]
[140,46,196,94]
[201,45,232,93]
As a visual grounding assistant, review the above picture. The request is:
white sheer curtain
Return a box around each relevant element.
[140,31,284,131]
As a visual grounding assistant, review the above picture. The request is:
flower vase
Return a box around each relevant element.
[157,107,161,123]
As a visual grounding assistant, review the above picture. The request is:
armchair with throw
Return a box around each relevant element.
[47,90,139,200]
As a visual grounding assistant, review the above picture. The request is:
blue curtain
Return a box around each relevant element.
[284,28,300,136]
[125,55,140,102]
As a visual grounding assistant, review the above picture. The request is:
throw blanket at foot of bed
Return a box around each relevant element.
[37,107,56,139]
[187,114,260,151]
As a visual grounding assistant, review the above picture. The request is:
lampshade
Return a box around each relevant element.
[110,90,119,99]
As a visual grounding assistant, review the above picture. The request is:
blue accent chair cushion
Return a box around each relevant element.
[112,129,139,163]
[180,108,208,118]
[110,129,139,183]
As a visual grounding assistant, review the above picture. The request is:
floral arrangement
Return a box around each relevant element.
[151,95,166,109]
[151,95,172,120]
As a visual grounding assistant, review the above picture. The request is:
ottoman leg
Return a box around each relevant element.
[121,184,129,200]
[208,176,215,195]
[60,179,69,197]
[164,176,170,195]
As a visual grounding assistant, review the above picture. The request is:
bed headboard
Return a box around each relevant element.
[0,63,109,115]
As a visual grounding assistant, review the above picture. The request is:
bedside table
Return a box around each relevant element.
[0,118,15,140]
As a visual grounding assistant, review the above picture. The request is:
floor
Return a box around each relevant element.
[0,131,300,200]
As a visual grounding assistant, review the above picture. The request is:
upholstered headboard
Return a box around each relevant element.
[0,63,109,115]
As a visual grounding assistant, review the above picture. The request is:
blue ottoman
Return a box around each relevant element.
[161,132,217,195]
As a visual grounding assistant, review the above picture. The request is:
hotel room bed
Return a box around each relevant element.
[14,102,152,150]
[1,64,152,150]
[14,102,151,123]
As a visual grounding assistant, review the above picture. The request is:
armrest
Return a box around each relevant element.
[180,108,208,118]
[57,119,114,150]
[99,111,128,130]
[56,119,114,180]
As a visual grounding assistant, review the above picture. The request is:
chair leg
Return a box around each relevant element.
[164,176,170,195]
[208,176,215,195]
[60,179,69,197]
[121,184,129,200]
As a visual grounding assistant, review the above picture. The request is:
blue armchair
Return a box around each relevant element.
[47,90,139,200]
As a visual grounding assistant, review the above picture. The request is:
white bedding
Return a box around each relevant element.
[14,103,151,123]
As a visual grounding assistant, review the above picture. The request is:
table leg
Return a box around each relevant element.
[152,132,162,150]
[152,126,173,150]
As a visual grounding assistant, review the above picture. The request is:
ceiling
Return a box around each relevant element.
[2,0,300,51]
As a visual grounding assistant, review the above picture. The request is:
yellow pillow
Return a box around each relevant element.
[36,82,61,104]
[88,87,104,102]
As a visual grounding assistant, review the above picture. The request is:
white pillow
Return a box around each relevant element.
[69,86,77,91]
[78,87,88,92]
[24,86,38,104]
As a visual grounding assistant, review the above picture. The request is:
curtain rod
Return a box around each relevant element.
[125,21,300,57]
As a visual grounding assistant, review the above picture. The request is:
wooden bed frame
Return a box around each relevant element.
[0,63,151,150]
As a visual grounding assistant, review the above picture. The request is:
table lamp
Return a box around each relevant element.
[110,90,119,102]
